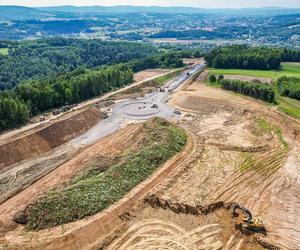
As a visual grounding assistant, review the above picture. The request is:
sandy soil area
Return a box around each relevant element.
[134,69,171,82]
[0,107,102,170]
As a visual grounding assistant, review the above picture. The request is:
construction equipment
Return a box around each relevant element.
[232,203,265,232]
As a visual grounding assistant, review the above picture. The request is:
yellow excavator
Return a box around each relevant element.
[232,203,265,232]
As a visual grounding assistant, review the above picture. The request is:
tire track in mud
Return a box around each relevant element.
[140,194,280,250]
[107,219,224,250]
[212,146,288,210]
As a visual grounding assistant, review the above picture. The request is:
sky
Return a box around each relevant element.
[0,0,299,9]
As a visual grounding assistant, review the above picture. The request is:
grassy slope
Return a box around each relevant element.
[0,48,9,56]
[208,63,300,119]
[25,118,187,230]
[153,69,184,85]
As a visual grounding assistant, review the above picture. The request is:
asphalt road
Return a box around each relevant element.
[74,63,205,146]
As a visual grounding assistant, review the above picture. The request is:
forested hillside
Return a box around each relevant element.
[0,38,158,90]
[0,52,183,131]
[205,45,300,70]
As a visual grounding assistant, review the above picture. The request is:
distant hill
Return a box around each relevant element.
[0,5,299,21]
[37,6,300,16]
[0,6,53,20]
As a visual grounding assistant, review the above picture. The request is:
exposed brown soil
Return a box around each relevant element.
[104,194,269,250]
[183,58,204,65]
[0,107,103,170]
[111,80,157,100]
[133,69,171,82]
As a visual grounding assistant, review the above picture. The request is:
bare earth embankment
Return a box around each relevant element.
[0,107,102,170]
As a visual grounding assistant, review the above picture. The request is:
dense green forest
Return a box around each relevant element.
[277,76,300,100]
[0,53,183,131]
[220,79,275,102]
[205,45,300,70]
[0,38,158,90]
[0,97,29,131]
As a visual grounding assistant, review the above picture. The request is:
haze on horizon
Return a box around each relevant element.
[0,0,299,9]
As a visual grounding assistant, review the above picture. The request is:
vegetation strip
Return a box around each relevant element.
[220,79,275,103]
[15,118,187,230]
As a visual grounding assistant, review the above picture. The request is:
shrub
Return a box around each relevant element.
[218,74,224,82]
[277,76,300,100]
[209,74,217,83]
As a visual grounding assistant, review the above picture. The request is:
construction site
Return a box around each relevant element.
[0,63,300,250]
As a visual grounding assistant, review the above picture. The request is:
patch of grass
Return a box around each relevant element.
[277,95,300,119]
[0,48,8,56]
[153,69,184,86]
[280,63,300,78]
[239,152,255,172]
[255,117,288,148]
[24,118,187,230]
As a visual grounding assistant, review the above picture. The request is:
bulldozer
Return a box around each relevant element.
[232,203,265,232]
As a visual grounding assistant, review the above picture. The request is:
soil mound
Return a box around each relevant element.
[0,107,102,170]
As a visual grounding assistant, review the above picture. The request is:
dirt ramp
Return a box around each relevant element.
[0,107,102,170]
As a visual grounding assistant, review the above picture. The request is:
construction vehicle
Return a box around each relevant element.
[232,203,265,232]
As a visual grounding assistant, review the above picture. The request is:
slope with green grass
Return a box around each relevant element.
[152,69,184,86]
[20,118,187,230]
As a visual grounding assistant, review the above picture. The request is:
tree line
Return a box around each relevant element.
[0,53,183,131]
[205,45,300,70]
[277,76,300,100]
[0,38,158,90]
[129,52,184,72]
[220,79,275,103]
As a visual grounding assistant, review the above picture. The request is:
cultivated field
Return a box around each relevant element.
[209,63,300,80]
[223,75,272,84]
